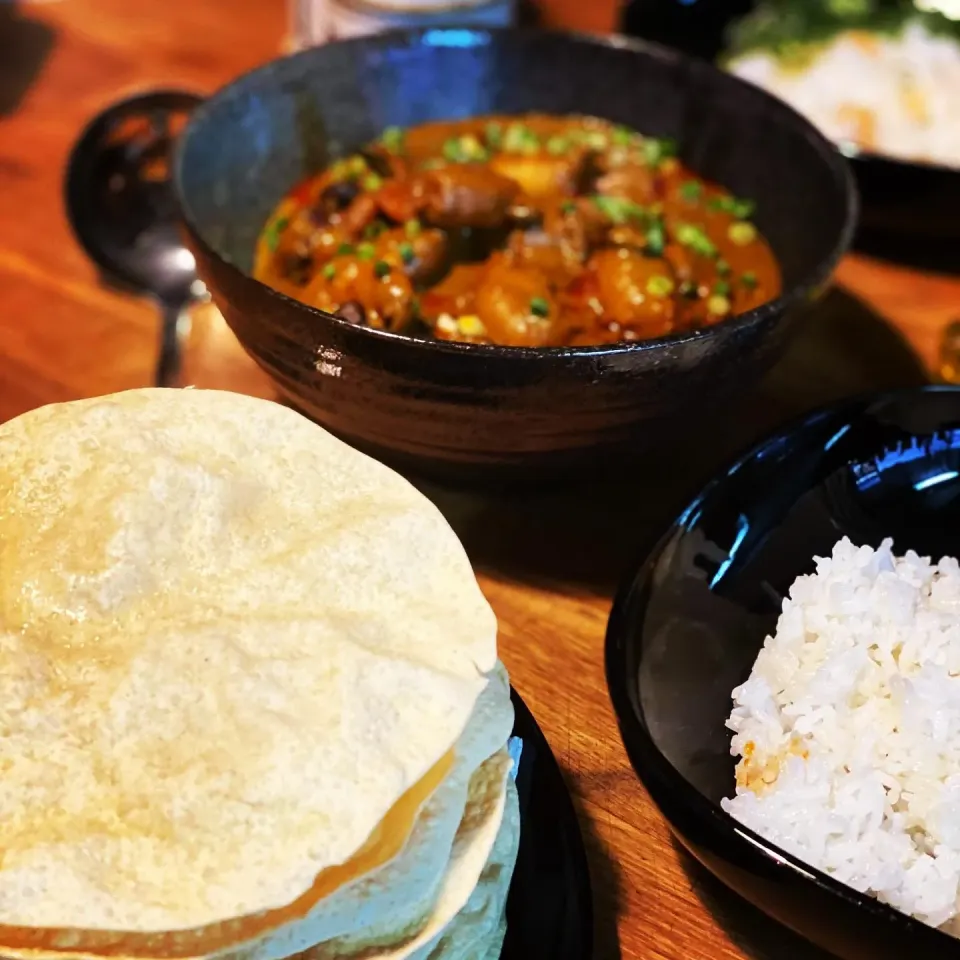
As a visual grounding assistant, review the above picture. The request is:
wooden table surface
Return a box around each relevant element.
[1,2,959,958]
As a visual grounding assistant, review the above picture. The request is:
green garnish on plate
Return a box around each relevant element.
[724,0,960,67]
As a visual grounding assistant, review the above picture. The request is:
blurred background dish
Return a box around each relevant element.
[621,0,960,260]
[725,2,960,170]
[174,26,855,485]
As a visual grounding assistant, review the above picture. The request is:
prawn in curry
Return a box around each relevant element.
[253,115,781,348]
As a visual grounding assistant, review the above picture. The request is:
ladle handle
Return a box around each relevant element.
[155,298,188,388]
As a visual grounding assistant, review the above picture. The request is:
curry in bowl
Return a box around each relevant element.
[253,114,781,348]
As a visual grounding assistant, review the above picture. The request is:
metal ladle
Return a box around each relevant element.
[64,89,206,387]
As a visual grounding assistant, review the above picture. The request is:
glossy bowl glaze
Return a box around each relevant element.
[174,28,856,484]
[606,385,960,960]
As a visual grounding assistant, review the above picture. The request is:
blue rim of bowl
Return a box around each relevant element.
[174,25,859,362]
[605,383,960,949]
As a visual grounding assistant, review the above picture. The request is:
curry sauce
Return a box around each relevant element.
[254,114,781,348]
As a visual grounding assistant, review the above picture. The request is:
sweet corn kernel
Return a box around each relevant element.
[457,315,487,337]
[707,294,731,316]
[728,222,758,246]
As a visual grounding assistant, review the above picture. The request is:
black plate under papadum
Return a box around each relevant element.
[506,688,592,959]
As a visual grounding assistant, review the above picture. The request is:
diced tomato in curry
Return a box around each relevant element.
[253,114,781,348]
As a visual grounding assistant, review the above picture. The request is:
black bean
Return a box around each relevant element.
[279,252,313,285]
[359,148,392,179]
[575,152,603,196]
[312,180,360,222]
[335,300,367,325]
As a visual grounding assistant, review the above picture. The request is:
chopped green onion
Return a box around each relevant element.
[404,218,422,238]
[502,123,527,152]
[708,195,756,220]
[373,260,391,278]
[592,195,647,225]
[741,271,759,290]
[676,223,718,259]
[581,130,609,151]
[529,296,550,318]
[728,222,758,246]
[646,275,675,298]
[336,242,355,257]
[546,135,569,156]
[398,241,415,265]
[322,262,336,280]
[716,258,732,277]
[442,133,488,163]
[362,173,383,192]
[679,180,703,203]
[264,215,289,252]
[380,126,404,154]
[442,138,462,162]
[644,218,666,258]
[612,125,635,147]
[713,280,732,297]
[363,221,385,240]
[357,242,376,261]
[560,199,577,215]
[642,137,678,167]
[485,121,503,149]
[461,133,488,161]
[503,122,539,155]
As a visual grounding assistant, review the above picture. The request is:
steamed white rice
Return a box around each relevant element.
[729,22,960,168]
[723,538,960,934]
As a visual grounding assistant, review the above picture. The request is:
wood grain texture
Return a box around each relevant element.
[0,1,957,958]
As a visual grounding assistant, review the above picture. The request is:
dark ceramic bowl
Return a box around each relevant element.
[606,385,960,960]
[174,27,856,484]
[507,687,593,959]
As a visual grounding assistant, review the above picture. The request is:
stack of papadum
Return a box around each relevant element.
[0,389,519,960]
